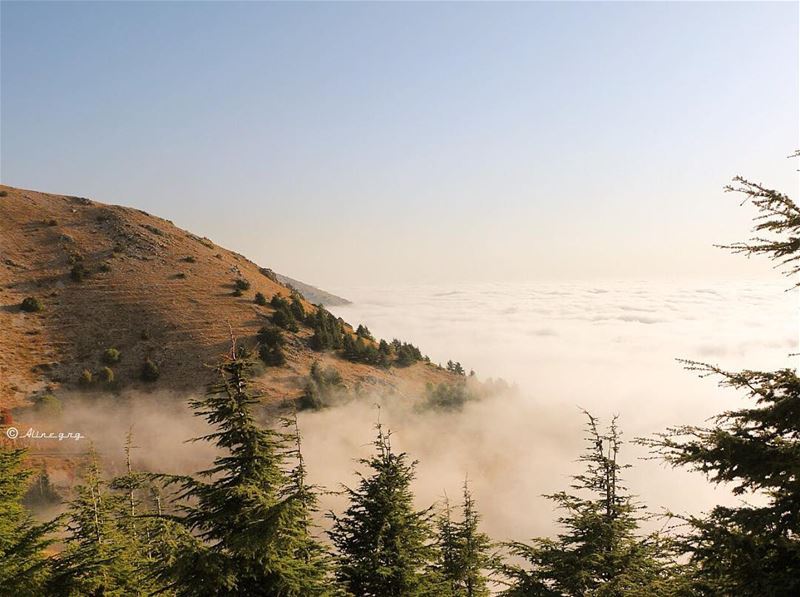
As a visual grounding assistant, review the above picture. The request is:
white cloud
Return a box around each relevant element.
[302,279,799,542]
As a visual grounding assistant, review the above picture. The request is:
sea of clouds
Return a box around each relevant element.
[29,279,797,546]
[293,279,799,542]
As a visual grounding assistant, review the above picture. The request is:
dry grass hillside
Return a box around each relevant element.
[0,185,457,410]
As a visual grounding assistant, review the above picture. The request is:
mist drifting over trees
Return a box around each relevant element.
[2,156,799,594]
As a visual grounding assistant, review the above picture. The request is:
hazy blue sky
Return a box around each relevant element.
[2,1,797,288]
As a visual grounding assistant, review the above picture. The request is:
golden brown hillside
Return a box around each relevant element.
[0,185,456,409]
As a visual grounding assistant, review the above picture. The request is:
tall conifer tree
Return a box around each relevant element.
[434,480,493,596]
[644,154,800,594]
[0,447,56,595]
[501,413,677,596]
[157,346,334,596]
[48,447,144,596]
[329,423,436,596]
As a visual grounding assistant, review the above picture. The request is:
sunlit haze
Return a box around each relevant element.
[2,1,797,286]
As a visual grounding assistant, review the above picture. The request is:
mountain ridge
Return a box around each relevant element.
[0,185,456,409]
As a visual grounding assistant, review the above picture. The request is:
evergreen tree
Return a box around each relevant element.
[158,347,334,596]
[644,156,800,595]
[257,325,286,366]
[270,295,299,332]
[501,413,677,596]
[342,334,383,366]
[309,305,344,351]
[108,430,191,594]
[356,324,374,341]
[299,361,345,411]
[0,447,56,595]
[329,424,436,596]
[394,340,423,367]
[446,361,466,376]
[289,293,306,322]
[435,480,494,597]
[48,447,143,596]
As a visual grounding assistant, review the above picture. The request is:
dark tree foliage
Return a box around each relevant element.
[446,361,466,376]
[299,361,345,411]
[329,424,437,596]
[47,448,146,596]
[500,414,678,596]
[435,480,494,597]
[0,448,57,595]
[392,339,424,367]
[257,325,286,366]
[158,350,334,595]
[289,293,306,322]
[422,381,476,412]
[141,358,160,382]
[717,152,800,287]
[309,305,345,351]
[254,292,268,306]
[70,262,87,282]
[356,324,374,341]
[642,155,800,596]
[20,296,44,312]
[342,334,388,367]
[270,295,299,332]
[23,467,61,508]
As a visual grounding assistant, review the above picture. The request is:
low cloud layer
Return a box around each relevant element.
[304,279,798,541]
[18,279,797,546]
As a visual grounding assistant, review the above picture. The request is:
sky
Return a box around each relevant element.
[2,1,798,288]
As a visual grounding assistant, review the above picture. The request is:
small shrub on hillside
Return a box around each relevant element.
[99,367,115,383]
[70,263,86,282]
[141,358,160,382]
[143,224,164,236]
[102,348,121,364]
[254,292,268,306]
[20,297,44,312]
[446,360,466,376]
[181,256,197,263]
[0,190,7,197]
[141,329,151,340]
[234,278,251,291]
[47,219,58,226]
[97,262,112,273]
[232,288,243,297]
[298,361,345,410]
[257,326,286,366]
[113,243,125,254]
[78,369,93,385]
[33,394,62,419]
[67,253,83,265]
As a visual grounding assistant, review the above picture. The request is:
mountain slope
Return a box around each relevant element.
[0,185,455,408]
[274,274,350,306]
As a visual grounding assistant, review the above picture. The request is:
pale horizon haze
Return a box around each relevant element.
[2,1,798,288]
